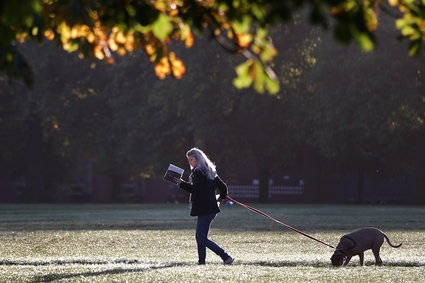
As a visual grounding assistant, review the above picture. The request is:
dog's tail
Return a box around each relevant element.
[383,233,402,248]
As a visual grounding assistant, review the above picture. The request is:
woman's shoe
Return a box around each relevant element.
[223,256,234,265]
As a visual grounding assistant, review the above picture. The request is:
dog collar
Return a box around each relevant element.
[335,236,358,254]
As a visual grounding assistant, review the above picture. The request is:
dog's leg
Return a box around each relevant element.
[359,252,364,266]
[343,256,352,266]
[372,247,383,266]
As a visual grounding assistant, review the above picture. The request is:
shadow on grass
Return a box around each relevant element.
[0,259,190,283]
[1,258,423,269]
[0,258,150,266]
[29,265,176,283]
[2,257,422,270]
[237,260,425,268]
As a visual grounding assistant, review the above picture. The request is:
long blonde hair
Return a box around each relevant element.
[186,148,217,180]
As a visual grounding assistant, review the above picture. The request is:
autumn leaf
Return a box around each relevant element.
[169,52,186,78]
[154,56,171,79]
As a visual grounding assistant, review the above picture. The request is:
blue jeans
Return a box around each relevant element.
[196,213,229,264]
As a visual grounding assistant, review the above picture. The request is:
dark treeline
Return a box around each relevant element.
[1,14,424,204]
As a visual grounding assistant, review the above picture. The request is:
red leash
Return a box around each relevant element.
[226,196,335,249]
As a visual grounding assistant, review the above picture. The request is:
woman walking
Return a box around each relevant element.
[175,147,234,265]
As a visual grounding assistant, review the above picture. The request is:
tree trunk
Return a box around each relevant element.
[111,174,122,202]
[24,113,45,202]
[258,163,270,203]
[408,168,425,205]
[302,146,321,203]
[357,168,365,204]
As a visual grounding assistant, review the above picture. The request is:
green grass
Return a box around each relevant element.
[0,203,424,282]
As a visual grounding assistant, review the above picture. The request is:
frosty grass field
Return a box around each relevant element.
[0,203,424,282]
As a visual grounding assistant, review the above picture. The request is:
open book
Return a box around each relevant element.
[163,164,184,185]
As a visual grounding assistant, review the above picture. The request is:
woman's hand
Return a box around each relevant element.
[217,196,227,203]
[173,177,182,185]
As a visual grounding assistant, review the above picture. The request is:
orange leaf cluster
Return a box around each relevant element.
[236,33,252,48]
[153,0,184,16]
[154,51,186,79]
[154,56,171,79]
[169,51,186,78]
[173,24,194,48]
[38,0,265,82]
[108,27,136,55]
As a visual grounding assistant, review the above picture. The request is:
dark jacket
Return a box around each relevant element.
[179,167,228,216]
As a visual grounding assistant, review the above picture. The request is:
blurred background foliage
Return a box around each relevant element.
[0,1,425,203]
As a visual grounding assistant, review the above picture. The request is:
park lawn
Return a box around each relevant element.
[0,203,424,282]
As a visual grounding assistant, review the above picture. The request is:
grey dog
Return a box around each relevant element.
[330,227,402,267]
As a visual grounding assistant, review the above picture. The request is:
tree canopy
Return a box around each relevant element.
[1,0,424,94]
[1,16,424,203]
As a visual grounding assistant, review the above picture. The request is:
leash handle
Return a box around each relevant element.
[226,196,335,249]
